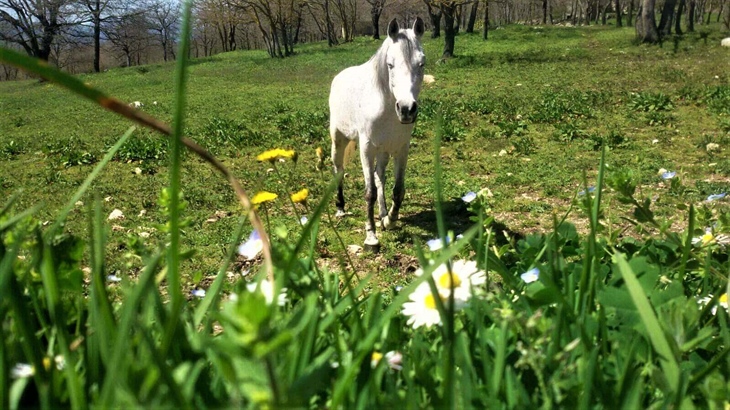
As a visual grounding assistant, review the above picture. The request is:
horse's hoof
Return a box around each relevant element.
[382,215,395,230]
[363,241,381,253]
[364,235,380,253]
[335,209,346,218]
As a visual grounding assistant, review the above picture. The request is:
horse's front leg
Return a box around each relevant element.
[383,145,409,230]
[360,145,379,250]
[374,152,389,228]
[331,133,349,217]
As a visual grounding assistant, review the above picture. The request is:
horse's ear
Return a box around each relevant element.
[413,17,425,38]
[388,18,399,40]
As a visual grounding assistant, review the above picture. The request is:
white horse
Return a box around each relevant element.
[329,17,425,250]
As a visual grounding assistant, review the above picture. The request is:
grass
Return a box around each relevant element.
[1,24,730,289]
[1,18,730,408]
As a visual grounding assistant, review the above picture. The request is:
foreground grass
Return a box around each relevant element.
[1,24,729,289]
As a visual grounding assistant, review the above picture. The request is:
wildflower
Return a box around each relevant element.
[238,230,263,260]
[578,187,596,196]
[291,188,309,204]
[661,171,676,180]
[402,282,443,328]
[11,363,34,379]
[706,193,726,202]
[692,229,716,246]
[520,267,540,284]
[371,351,403,370]
[246,278,287,306]
[252,191,278,205]
[315,147,325,171]
[191,289,206,298]
[106,274,122,282]
[698,293,729,315]
[385,351,403,370]
[421,260,486,302]
[256,148,296,163]
[426,237,448,251]
[300,216,308,225]
[461,191,477,203]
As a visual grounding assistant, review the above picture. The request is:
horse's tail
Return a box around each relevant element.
[342,139,357,168]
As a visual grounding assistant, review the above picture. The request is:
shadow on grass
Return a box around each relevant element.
[400,199,524,246]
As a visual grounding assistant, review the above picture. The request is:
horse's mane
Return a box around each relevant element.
[368,31,418,93]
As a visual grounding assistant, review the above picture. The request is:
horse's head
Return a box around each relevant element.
[385,17,425,124]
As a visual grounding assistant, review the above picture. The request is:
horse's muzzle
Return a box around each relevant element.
[396,101,418,124]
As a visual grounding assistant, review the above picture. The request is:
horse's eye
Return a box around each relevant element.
[387,63,394,69]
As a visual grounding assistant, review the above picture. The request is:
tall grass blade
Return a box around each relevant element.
[613,252,680,393]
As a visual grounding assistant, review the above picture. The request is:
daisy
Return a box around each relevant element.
[247,278,287,306]
[520,268,540,284]
[698,293,729,315]
[238,230,263,260]
[402,281,443,328]
[191,289,206,298]
[371,351,403,370]
[426,260,486,303]
[692,229,716,246]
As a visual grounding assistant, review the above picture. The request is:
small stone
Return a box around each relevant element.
[108,209,124,220]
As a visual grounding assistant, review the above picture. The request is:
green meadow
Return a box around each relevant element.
[1,21,730,407]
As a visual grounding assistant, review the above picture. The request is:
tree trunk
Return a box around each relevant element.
[371,1,383,39]
[425,1,442,38]
[628,0,634,25]
[442,4,457,58]
[706,0,713,23]
[467,0,479,32]
[543,0,549,23]
[658,0,677,36]
[616,0,623,26]
[636,0,659,42]
[688,0,696,30]
[675,0,685,33]
[484,0,490,39]
[93,9,101,72]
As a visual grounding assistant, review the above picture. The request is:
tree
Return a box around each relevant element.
[636,0,659,43]
[432,0,473,59]
[232,0,302,57]
[304,0,338,46]
[467,0,478,32]
[483,0,488,39]
[615,0,623,26]
[0,0,79,61]
[102,7,153,66]
[365,0,386,39]
[675,0,685,34]
[148,0,180,62]
[76,0,130,72]
[423,0,443,38]
[658,0,677,37]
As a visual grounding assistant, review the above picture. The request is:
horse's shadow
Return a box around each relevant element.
[398,200,523,246]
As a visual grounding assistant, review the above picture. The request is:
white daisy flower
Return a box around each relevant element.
[698,293,729,315]
[246,278,287,306]
[402,282,443,328]
[426,260,486,303]
[371,351,403,370]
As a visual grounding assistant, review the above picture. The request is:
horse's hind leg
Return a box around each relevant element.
[383,147,409,230]
[331,132,350,217]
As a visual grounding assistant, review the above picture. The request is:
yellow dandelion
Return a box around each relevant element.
[256,148,296,163]
[315,147,325,171]
[291,188,309,204]
[252,191,278,205]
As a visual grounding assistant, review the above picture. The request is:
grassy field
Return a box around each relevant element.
[1,23,729,291]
